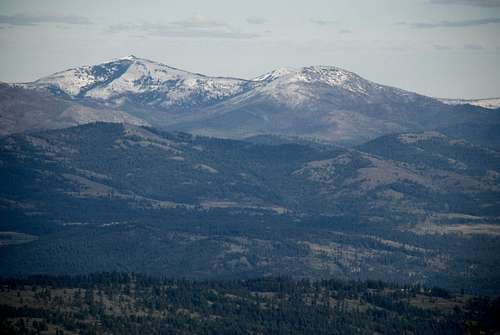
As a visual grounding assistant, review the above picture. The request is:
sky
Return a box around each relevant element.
[0,0,499,99]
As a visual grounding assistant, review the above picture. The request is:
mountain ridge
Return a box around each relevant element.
[439,97,500,110]
[21,55,254,109]
[0,83,148,137]
[4,56,500,144]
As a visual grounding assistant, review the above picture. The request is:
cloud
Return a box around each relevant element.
[338,29,352,34]
[381,45,409,52]
[430,0,500,7]
[0,13,91,26]
[107,17,260,39]
[246,17,267,25]
[310,19,337,26]
[398,17,500,28]
[433,44,453,50]
[464,43,484,50]
[171,15,228,29]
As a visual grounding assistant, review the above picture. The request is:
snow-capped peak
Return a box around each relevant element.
[21,56,424,115]
[25,56,254,110]
[255,65,358,81]
[251,65,379,98]
[253,67,297,82]
[121,54,138,60]
[293,66,364,89]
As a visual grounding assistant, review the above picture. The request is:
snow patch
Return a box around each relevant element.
[439,97,500,109]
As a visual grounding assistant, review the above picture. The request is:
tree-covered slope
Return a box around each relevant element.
[1,274,499,335]
[0,123,499,292]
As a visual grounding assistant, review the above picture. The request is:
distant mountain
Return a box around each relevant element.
[0,83,146,137]
[1,123,499,290]
[9,56,499,144]
[174,65,498,144]
[439,97,500,110]
[20,55,255,121]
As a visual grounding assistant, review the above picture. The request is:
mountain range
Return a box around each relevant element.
[3,55,498,145]
[1,56,499,293]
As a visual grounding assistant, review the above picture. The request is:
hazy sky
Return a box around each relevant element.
[1,0,499,98]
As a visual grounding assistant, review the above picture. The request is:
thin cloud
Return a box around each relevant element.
[433,44,453,50]
[338,29,352,34]
[310,19,337,26]
[171,15,228,29]
[430,0,500,7]
[246,17,267,25]
[107,17,260,39]
[0,13,91,26]
[382,45,409,52]
[464,43,485,50]
[398,17,500,28]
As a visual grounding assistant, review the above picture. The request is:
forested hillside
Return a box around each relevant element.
[1,123,499,293]
[1,274,499,335]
